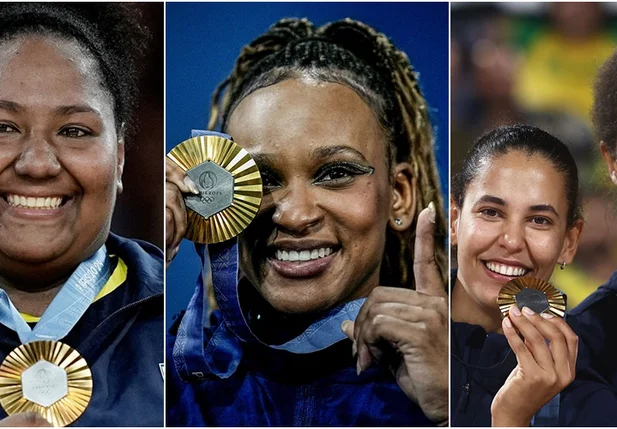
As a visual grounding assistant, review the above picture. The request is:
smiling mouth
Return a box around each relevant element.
[3,193,70,210]
[484,261,530,277]
[274,247,335,262]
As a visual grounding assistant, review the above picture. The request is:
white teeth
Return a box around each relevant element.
[5,194,63,209]
[275,247,334,262]
[486,262,527,277]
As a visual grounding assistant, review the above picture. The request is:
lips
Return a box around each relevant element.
[5,193,66,209]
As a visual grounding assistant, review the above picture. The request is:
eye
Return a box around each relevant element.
[529,216,552,226]
[480,208,501,218]
[59,126,91,138]
[0,123,18,133]
[313,162,374,186]
[260,169,282,193]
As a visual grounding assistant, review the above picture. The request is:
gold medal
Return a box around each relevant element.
[167,134,263,244]
[498,277,566,319]
[0,341,92,427]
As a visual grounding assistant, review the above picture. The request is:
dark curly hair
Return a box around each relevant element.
[208,18,447,290]
[593,48,617,159]
[0,3,150,135]
[453,124,582,227]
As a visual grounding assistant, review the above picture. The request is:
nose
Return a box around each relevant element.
[14,133,62,179]
[271,183,322,235]
[499,219,526,254]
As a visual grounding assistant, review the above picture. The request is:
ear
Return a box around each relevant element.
[388,162,416,231]
[116,124,126,195]
[450,197,460,246]
[600,141,617,185]
[558,219,584,265]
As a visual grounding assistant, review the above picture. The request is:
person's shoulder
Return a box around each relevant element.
[568,270,617,320]
[106,233,163,295]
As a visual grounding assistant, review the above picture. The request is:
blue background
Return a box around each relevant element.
[166,2,449,324]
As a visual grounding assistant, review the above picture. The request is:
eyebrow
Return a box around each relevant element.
[311,145,369,163]
[0,100,101,118]
[476,195,560,218]
[529,204,560,218]
[0,100,19,113]
[55,104,101,117]
[477,195,507,206]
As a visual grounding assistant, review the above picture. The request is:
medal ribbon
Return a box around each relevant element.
[0,245,111,344]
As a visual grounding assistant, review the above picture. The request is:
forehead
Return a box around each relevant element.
[226,78,387,160]
[0,34,112,112]
[466,150,569,210]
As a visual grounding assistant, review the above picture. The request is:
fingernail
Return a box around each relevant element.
[341,320,351,332]
[522,306,535,316]
[352,341,357,358]
[540,312,554,319]
[184,176,199,194]
[428,201,436,224]
[504,316,512,329]
[356,360,362,376]
[509,305,521,317]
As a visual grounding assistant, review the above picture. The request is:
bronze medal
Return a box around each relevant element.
[498,277,566,319]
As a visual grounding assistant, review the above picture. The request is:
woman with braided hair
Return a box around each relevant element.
[0,3,163,426]
[166,11,448,427]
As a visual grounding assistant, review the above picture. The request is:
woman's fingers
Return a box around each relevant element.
[508,306,555,371]
[413,203,446,298]
[166,158,199,194]
[502,314,541,372]
[545,315,579,368]
[0,413,52,427]
[165,182,187,257]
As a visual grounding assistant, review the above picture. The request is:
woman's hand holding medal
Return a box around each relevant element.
[491,306,578,426]
[342,204,449,425]
[165,158,198,266]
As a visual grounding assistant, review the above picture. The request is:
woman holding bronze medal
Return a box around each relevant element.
[450,125,585,426]
[166,16,449,426]
[0,4,163,427]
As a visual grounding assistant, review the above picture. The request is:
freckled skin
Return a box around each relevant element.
[452,151,580,324]
[0,35,123,288]
[226,79,394,314]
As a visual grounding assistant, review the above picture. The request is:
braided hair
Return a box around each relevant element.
[0,3,150,136]
[209,18,447,290]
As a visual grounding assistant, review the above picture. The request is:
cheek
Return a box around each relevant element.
[527,230,564,268]
[458,218,498,257]
[65,145,118,196]
[328,181,390,238]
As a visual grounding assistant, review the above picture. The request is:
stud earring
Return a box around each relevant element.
[395,218,403,226]
[560,261,567,270]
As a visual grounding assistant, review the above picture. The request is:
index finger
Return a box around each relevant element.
[413,202,445,297]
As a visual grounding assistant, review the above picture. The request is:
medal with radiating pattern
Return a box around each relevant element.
[0,340,92,427]
[167,134,263,243]
[498,277,566,319]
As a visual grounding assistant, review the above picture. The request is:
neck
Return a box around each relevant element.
[451,277,503,334]
[0,274,69,317]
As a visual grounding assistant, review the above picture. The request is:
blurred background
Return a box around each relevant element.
[452,2,617,309]
[166,2,450,325]
[110,3,164,250]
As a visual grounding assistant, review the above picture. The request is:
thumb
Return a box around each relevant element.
[413,202,445,297]
[341,320,355,341]
[0,412,52,427]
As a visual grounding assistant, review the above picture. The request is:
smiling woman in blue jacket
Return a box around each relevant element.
[166,17,449,426]
[0,4,163,427]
